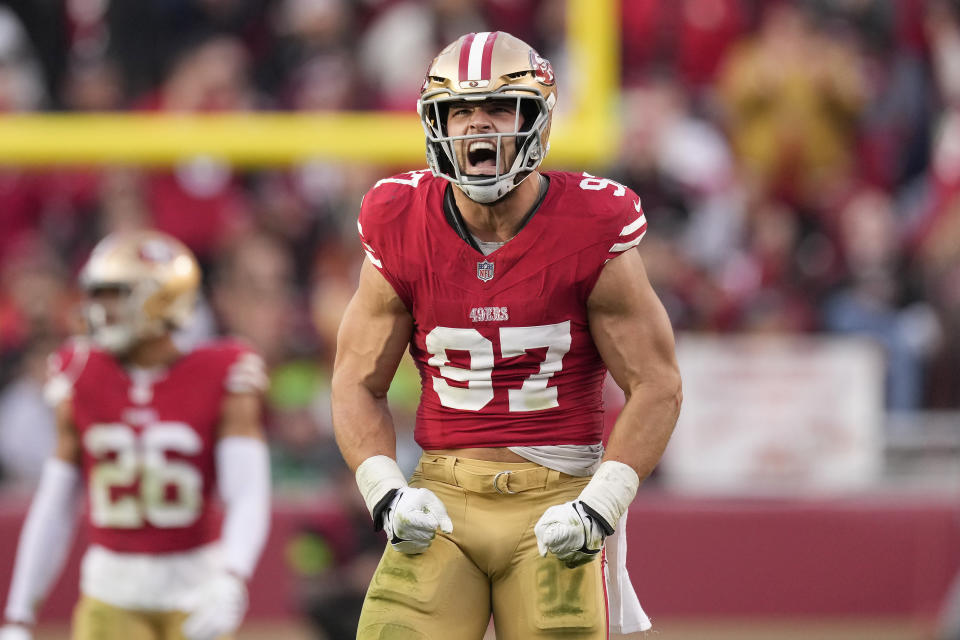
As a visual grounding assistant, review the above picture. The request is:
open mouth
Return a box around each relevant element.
[466,140,499,173]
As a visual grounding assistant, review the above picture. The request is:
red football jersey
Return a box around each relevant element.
[358,170,647,449]
[46,338,265,553]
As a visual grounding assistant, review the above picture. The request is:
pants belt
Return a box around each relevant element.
[417,455,572,495]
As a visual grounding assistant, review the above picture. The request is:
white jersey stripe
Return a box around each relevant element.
[467,32,491,80]
[609,232,646,254]
[620,213,647,236]
[364,248,383,269]
[359,219,383,267]
[226,353,269,393]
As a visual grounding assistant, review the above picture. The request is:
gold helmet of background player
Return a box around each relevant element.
[418,31,558,204]
[79,229,200,353]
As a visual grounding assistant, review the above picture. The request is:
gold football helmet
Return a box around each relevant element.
[418,31,558,203]
[79,230,200,353]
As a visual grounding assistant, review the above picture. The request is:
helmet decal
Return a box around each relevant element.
[530,50,555,86]
[138,238,175,263]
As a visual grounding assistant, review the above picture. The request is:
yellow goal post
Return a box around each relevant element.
[0,0,618,169]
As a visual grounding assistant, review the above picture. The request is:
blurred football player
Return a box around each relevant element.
[0,230,271,640]
[332,31,682,639]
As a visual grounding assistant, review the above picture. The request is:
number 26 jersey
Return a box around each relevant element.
[45,338,266,553]
[358,170,647,450]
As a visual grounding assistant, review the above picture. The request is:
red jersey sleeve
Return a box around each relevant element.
[356,170,433,308]
[573,173,648,295]
[602,187,647,262]
[192,338,269,396]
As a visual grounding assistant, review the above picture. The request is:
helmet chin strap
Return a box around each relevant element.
[459,170,536,204]
[460,180,512,204]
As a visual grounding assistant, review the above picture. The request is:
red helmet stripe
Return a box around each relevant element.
[458,32,477,82]
[480,31,499,81]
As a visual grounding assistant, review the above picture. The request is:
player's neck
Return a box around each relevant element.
[453,172,542,243]
[121,334,182,369]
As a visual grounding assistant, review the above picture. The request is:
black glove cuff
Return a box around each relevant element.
[579,501,615,537]
[372,488,399,532]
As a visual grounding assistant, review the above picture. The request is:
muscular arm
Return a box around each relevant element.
[330,260,452,546]
[534,250,679,564]
[588,249,682,482]
[331,259,414,472]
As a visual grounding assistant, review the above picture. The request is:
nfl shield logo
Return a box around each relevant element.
[477,260,495,282]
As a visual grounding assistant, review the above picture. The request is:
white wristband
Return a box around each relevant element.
[355,455,407,518]
[577,460,640,533]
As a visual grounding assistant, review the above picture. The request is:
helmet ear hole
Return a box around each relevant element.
[438,103,450,131]
[518,99,539,132]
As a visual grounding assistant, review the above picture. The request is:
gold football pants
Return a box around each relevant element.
[357,454,608,640]
[72,596,233,640]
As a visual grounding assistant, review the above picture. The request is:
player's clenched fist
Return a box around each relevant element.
[535,461,641,568]
[355,455,453,555]
[535,500,606,568]
[382,487,453,554]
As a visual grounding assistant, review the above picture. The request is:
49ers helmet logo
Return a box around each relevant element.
[138,239,175,263]
[529,50,555,86]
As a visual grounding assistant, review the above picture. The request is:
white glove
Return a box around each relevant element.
[534,500,606,568]
[0,625,32,640]
[181,573,248,640]
[535,461,641,568]
[382,486,454,555]
[355,455,453,555]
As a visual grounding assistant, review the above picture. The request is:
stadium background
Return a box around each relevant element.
[0,0,959,638]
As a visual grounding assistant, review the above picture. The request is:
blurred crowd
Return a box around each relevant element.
[1,0,960,486]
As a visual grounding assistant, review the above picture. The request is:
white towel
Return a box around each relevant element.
[605,510,651,635]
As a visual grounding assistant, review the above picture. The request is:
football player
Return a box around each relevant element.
[0,230,271,640]
[332,31,682,639]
